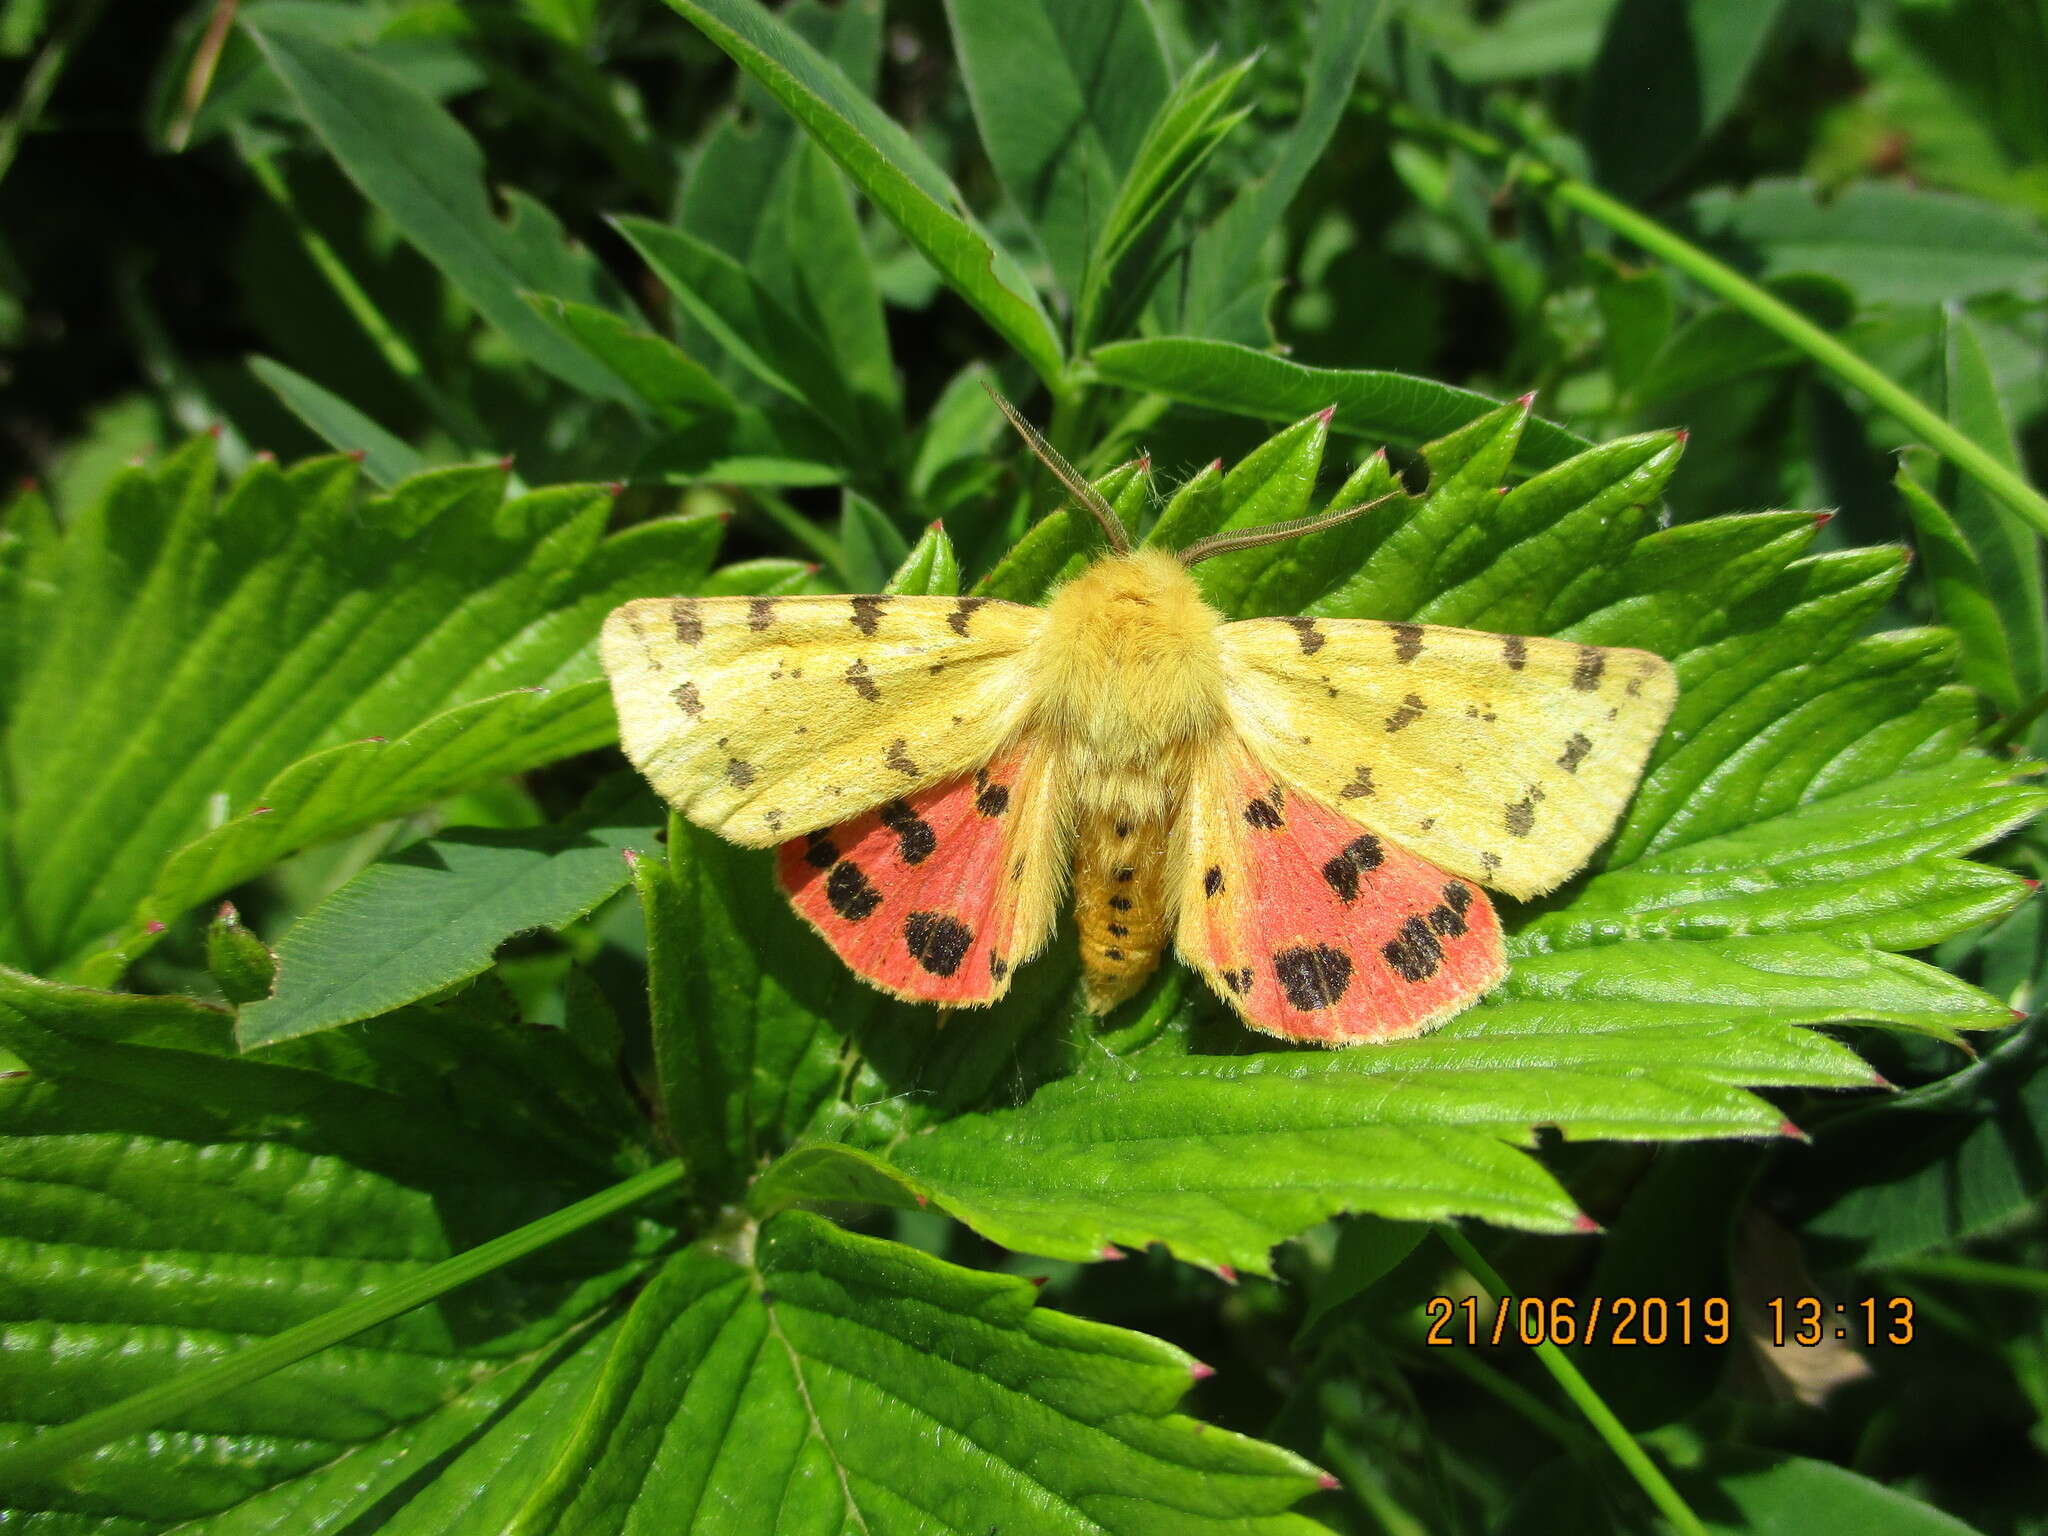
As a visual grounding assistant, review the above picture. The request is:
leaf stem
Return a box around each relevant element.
[1884,1253,2048,1297]
[1375,98,2048,545]
[240,145,490,448]
[0,0,111,193]
[0,1158,687,1487]
[1436,1227,1707,1536]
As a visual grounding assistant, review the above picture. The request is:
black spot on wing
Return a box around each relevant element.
[825,861,881,922]
[803,831,839,869]
[1572,647,1606,691]
[904,911,972,976]
[878,799,936,865]
[1222,966,1254,996]
[1557,733,1592,772]
[671,680,703,716]
[989,953,1008,981]
[948,597,986,637]
[747,598,776,631]
[1505,796,1536,837]
[1286,617,1326,655]
[1203,866,1223,897]
[844,658,881,702]
[1274,944,1354,1010]
[1243,785,1285,830]
[1339,765,1376,799]
[724,758,756,788]
[671,601,704,645]
[1383,694,1426,732]
[1502,634,1526,670]
[885,740,919,776]
[850,595,884,636]
[975,781,1010,817]
[1382,917,1443,981]
[1390,623,1424,662]
[1319,835,1385,903]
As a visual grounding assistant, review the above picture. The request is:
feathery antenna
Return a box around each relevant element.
[1175,493,1402,565]
[983,384,1132,554]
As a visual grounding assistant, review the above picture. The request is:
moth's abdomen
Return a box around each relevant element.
[1073,808,1170,1012]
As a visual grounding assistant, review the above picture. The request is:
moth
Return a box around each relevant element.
[602,396,1678,1043]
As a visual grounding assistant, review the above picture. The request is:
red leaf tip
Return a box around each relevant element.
[1900,544,1916,565]
[928,518,943,531]
[1099,1244,1127,1261]
[802,562,822,575]
[1673,427,1690,444]
[1316,1473,1342,1492]
[913,1192,928,1209]
[1209,458,1223,473]
[2024,878,2041,891]
[207,422,223,439]
[605,481,624,498]
[1189,1360,1217,1381]
[1571,1212,1601,1233]
[1869,1069,1892,1088]
[15,476,37,493]
[360,736,386,744]
[1028,1275,1049,1289]
[254,450,275,463]
[216,902,238,923]
[1136,454,1152,471]
[250,805,274,816]
[144,920,167,934]
[346,448,367,462]
[1515,390,1537,409]
[1215,1264,1239,1285]
[2013,1007,2030,1021]
[1813,510,1835,528]
[497,454,515,471]
[1779,1118,1809,1142]
[1315,404,1337,424]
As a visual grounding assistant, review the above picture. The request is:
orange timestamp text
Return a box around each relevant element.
[1423,1295,1917,1348]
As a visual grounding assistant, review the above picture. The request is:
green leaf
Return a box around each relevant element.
[1178,0,1385,340]
[613,216,866,460]
[1894,453,2021,714]
[946,0,1170,301]
[506,1211,1329,1535]
[1089,336,1593,469]
[244,21,632,402]
[526,294,739,426]
[235,796,660,1050]
[1679,1447,1985,1535]
[1624,273,1856,411]
[837,487,911,592]
[205,903,277,1009]
[1075,52,1255,350]
[0,968,661,1530]
[1584,0,1795,200]
[883,520,962,597]
[1685,179,2048,306]
[0,441,725,978]
[1791,1026,2048,1269]
[655,0,1065,387]
[246,354,429,488]
[1937,305,2048,733]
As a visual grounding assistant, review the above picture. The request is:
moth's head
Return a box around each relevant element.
[984,384,1398,568]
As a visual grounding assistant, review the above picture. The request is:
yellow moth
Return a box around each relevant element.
[602,397,1678,1043]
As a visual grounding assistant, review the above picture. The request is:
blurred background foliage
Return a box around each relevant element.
[3,0,2048,1532]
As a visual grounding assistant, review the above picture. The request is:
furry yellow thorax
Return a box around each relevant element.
[1027,547,1227,819]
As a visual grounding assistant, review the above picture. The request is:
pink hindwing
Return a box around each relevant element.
[777,754,1029,1005]
[1178,753,1507,1041]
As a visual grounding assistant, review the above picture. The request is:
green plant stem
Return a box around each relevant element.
[1885,1253,2048,1297]
[240,145,490,449]
[1436,1228,1707,1536]
[1376,98,2048,546]
[0,1158,688,1488]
